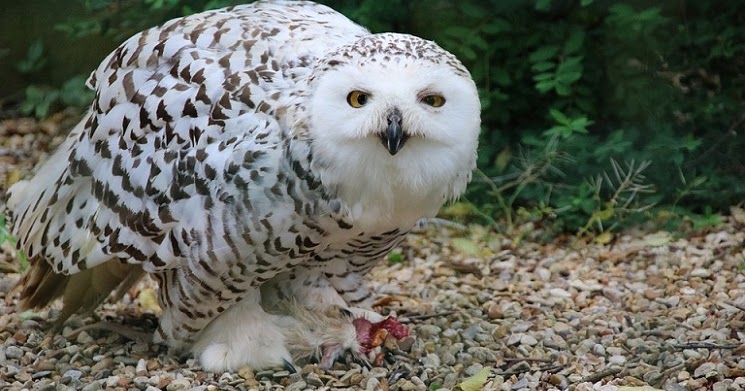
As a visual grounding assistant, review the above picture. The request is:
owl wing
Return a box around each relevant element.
[7,2,367,277]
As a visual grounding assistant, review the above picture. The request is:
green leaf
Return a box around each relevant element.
[563,30,586,54]
[451,238,480,256]
[387,251,403,265]
[528,45,559,63]
[534,0,552,11]
[549,109,571,125]
[531,61,555,72]
[458,367,491,391]
[554,83,572,96]
[481,18,511,34]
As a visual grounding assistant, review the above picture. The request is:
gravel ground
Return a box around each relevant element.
[2,116,745,390]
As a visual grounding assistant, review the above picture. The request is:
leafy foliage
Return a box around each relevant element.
[0,215,27,270]
[7,0,745,235]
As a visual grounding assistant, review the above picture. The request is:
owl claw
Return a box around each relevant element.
[282,358,297,373]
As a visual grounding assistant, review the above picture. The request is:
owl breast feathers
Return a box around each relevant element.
[6,0,480,371]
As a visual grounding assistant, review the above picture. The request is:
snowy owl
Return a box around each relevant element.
[6,0,480,371]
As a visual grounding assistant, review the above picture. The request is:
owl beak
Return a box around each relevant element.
[381,110,406,155]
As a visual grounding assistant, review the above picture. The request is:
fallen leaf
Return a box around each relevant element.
[138,288,162,314]
[594,231,613,244]
[642,231,672,247]
[457,367,490,391]
[451,237,481,256]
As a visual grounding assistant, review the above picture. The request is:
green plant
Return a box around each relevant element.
[16,39,47,75]
[19,74,94,119]
[0,215,28,271]
[578,159,655,235]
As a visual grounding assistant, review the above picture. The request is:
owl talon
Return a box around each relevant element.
[282,358,297,373]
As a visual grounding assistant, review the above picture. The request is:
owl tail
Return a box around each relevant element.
[15,258,143,327]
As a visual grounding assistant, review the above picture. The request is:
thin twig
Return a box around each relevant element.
[502,357,553,363]
[673,342,739,350]
[496,363,566,377]
[580,366,623,383]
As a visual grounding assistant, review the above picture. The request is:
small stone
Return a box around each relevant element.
[609,355,626,365]
[237,366,254,380]
[146,386,161,391]
[131,343,149,353]
[81,381,102,391]
[306,372,324,387]
[366,378,380,391]
[32,370,52,380]
[488,302,503,319]
[691,268,711,278]
[553,322,572,337]
[63,369,83,380]
[5,346,24,359]
[464,363,483,376]
[397,336,415,352]
[441,352,456,365]
[76,331,94,344]
[136,358,148,376]
[106,376,121,388]
[695,362,717,378]
[643,370,662,384]
[272,370,290,378]
[422,353,441,368]
[134,376,149,389]
[91,357,114,372]
[417,324,441,338]
[286,381,307,391]
[713,381,731,391]
[512,377,530,389]
[166,378,191,391]
[549,288,572,298]
[5,365,20,377]
[520,334,538,346]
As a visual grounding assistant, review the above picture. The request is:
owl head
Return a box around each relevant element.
[306,33,481,229]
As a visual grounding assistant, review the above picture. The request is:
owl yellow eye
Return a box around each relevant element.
[422,94,446,107]
[346,91,369,108]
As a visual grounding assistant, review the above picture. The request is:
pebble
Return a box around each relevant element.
[63,369,83,381]
[417,324,441,338]
[422,353,441,368]
[76,331,94,344]
[31,370,52,379]
[134,376,149,389]
[81,381,102,391]
[91,357,114,372]
[166,378,190,391]
[5,346,24,359]
[366,377,380,391]
[285,380,307,391]
[609,355,626,365]
[0,205,743,390]
[512,377,530,389]
[520,334,538,346]
[694,362,717,378]
[136,358,148,376]
[106,376,121,388]
[305,372,323,387]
